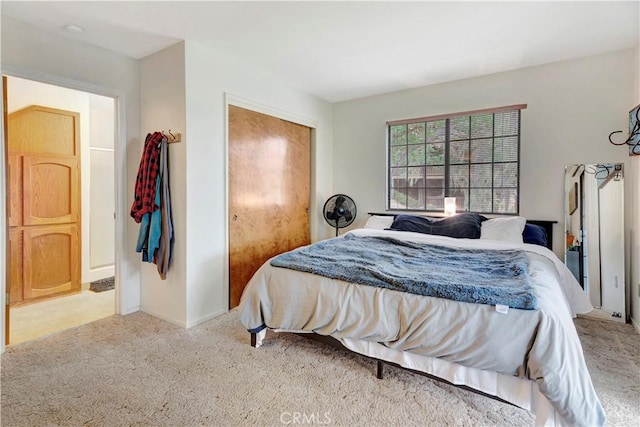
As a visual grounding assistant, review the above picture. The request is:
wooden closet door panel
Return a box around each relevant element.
[7,104,81,305]
[228,105,311,308]
[22,156,79,226]
[8,154,22,227]
[23,224,80,299]
[8,106,79,156]
[9,229,23,304]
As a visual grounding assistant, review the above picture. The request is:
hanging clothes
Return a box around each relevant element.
[154,137,174,279]
[133,133,174,279]
[135,173,160,263]
[130,132,163,223]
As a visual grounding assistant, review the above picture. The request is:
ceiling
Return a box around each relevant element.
[2,1,639,103]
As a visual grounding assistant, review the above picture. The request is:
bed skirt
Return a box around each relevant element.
[253,329,568,427]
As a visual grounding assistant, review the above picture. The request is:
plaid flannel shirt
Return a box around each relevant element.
[130,132,164,223]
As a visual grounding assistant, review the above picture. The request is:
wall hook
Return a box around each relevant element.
[161,129,181,143]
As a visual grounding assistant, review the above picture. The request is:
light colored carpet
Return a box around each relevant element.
[1,309,638,426]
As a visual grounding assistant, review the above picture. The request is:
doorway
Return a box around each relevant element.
[4,76,117,344]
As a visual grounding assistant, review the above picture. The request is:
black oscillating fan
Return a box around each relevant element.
[323,194,357,237]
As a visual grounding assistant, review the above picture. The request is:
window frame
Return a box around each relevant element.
[386,104,526,215]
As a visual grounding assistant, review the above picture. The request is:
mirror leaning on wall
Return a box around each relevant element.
[564,163,626,322]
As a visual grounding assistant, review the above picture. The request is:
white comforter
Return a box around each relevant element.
[238,229,605,426]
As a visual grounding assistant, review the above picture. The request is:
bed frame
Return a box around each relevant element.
[249,216,558,410]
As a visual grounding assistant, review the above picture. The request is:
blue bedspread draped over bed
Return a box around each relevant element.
[270,234,537,310]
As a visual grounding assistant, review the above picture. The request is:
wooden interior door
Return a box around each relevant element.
[22,155,79,226]
[8,229,23,304]
[8,154,21,227]
[23,224,79,299]
[228,105,311,308]
[8,105,80,304]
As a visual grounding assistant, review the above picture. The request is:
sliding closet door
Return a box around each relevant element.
[228,105,310,308]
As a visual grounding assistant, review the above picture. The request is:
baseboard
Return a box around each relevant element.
[631,316,640,334]
[120,305,140,316]
[85,266,115,284]
[186,309,227,329]
[140,307,187,328]
[138,307,228,329]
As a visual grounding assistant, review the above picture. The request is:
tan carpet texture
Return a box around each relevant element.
[1,310,638,426]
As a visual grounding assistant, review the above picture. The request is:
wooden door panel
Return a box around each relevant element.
[228,105,310,308]
[22,156,79,225]
[8,106,79,156]
[23,224,80,299]
[7,104,81,306]
[8,154,22,227]
[9,229,23,304]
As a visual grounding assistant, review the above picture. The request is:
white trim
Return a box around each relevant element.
[85,265,116,284]
[631,315,640,334]
[89,147,115,153]
[186,308,227,329]
[0,67,129,351]
[2,65,120,100]
[223,99,230,312]
[141,307,187,328]
[1,77,7,354]
[225,93,319,129]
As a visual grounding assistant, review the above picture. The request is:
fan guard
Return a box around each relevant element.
[323,194,357,237]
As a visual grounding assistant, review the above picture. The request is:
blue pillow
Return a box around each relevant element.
[387,214,432,234]
[523,224,548,247]
[389,213,487,239]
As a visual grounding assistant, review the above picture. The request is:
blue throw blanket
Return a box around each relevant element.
[270,234,536,310]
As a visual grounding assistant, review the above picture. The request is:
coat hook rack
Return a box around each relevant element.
[609,104,639,155]
[161,129,181,143]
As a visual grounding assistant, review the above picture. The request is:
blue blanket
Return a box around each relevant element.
[270,234,536,310]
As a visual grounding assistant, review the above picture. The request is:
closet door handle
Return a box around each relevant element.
[232,214,238,221]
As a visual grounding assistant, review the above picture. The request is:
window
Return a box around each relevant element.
[387,105,525,215]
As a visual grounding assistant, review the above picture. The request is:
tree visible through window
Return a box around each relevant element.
[388,106,523,214]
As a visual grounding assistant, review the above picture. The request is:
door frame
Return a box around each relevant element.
[223,93,318,311]
[0,67,128,352]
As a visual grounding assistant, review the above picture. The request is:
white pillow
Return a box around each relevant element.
[364,215,395,230]
[480,216,526,243]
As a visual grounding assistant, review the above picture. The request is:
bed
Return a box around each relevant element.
[237,213,604,426]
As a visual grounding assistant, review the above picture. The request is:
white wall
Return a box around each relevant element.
[136,41,334,328]
[333,47,638,317]
[182,41,334,327]
[6,76,115,284]
[138,42,188,326]
[1,16,141,351]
